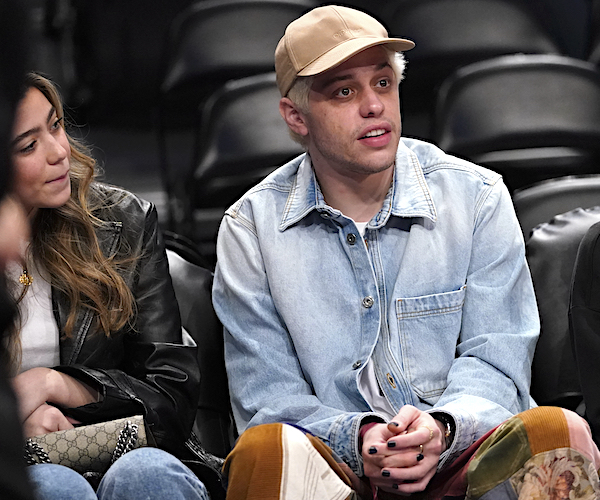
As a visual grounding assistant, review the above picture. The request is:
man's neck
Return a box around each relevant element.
[314,164,394,222]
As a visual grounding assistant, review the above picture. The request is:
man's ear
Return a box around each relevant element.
[279,97,308,138]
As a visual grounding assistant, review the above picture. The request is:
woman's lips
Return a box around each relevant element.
[47,171,69,183]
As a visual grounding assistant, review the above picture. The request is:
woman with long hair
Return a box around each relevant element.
[6,72,210,500]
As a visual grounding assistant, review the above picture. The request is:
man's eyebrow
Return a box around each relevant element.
[11,106,56,147]
[318,61,393,89]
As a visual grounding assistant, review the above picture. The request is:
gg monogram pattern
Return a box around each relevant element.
[26,415,147,474]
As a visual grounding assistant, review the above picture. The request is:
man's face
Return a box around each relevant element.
[302,46,401,181]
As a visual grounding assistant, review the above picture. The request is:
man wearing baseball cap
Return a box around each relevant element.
[213,5,600,499]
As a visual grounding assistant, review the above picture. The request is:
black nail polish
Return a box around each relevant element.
[368,446,377,455]
[389,421,399,427]
[382,470,391,477]
[416,453,424,461]
[392,484,399,489]
[387,441,396,448]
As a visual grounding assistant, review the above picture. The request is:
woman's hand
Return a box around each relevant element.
[361,405,445,495]
[12,367,99,423]
[22,403,74,438]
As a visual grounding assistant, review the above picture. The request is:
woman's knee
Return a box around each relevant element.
[28,464,97,500]
[105,447,180,475]
[98,447,209,500]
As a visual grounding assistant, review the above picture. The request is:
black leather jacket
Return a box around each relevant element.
[52,183,200,457]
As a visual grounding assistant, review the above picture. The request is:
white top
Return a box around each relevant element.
[7,259,60,374]
[353,220,397,420]
[360,362,396,420]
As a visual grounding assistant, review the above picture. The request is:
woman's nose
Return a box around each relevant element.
[47,136,68,164]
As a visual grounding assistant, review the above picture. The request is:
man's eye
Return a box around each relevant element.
[378,79,389,88]
[337,87,352,97]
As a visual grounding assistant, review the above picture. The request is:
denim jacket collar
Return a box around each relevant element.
[279,140,438,231]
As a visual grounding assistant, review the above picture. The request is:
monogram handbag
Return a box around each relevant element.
[23,415,148,482]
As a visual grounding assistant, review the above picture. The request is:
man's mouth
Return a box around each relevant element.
[360,128,387,139]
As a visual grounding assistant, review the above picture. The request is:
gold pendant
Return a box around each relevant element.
[19,269,33,286]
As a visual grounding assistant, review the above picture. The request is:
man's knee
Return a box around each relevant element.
[226,423,286,468]
[224,424,354,500]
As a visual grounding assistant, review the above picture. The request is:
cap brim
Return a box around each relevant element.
[297,37,415,77]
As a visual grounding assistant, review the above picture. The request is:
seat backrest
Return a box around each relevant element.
[589,0,600,64]
[524,0,592,59]
[165,246,234,459]
[383,0,561,139]
[191,72,304,209]
[513,174,600,240]
[434,54,600,191]
[569,219,600,446]
[157,0,314,229]
[159,0,316,126]
[526,206,600,410]
[68,0,194,127]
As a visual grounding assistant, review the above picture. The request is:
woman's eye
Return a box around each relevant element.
[51,117,64,130]
[19,141,36,154]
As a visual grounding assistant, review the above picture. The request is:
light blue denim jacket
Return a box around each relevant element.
[212,138,539,475]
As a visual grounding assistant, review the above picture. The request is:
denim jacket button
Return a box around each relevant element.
[319,212,330,219]
[386,373,397,389]
[346,233,357,245]
[362,296,374,308]
[352,360,362,369]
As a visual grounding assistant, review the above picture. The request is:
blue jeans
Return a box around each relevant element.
[28,447,210,500]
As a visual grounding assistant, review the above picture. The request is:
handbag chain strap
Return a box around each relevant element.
[24,439,52,466]
[110,419,139,464]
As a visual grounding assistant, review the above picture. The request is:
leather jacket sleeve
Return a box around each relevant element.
[54,187,200,457]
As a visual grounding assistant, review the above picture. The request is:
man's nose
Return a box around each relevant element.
[360,88,385,117]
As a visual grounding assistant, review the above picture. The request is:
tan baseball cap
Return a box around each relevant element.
[275,5,415,96]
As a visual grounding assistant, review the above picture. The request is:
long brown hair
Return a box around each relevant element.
[5,72,136,373]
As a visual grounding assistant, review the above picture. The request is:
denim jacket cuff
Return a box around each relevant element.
[328,412,385,476]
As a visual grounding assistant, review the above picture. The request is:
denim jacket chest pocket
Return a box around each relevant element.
[394,285,467,404]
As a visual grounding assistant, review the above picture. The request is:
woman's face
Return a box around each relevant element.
[10,87,71,214]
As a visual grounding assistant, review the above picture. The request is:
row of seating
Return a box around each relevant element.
[135,1,600,266]
[435,54,600,192]
[36,1,600,264]
[182,54,600,210]
[164,57,600,265]
[59,0,600,133]
[154,0,599,158]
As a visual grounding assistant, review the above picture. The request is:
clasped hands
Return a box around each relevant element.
[361,405,446,496]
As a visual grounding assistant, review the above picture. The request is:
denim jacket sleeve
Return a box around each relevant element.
[425,176,539,468]
[213,207,384,475]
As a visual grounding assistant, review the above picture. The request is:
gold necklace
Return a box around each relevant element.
[19,267,33,286]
